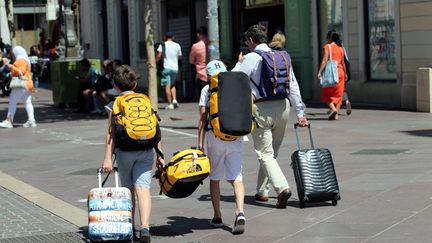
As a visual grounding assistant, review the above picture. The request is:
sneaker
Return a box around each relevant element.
[232,213,246,235]
[165,104,175,110]
[140,227,151,243]
[210,217,223,227]
[0,120,13,128]
[23,120,37,128]
[172,99,179,109]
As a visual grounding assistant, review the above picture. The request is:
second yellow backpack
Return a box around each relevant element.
[209,71,254,141]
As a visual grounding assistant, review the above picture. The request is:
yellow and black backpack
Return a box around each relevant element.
[112,92,161,151]
[209,71,254,141]
[156,148,210,198]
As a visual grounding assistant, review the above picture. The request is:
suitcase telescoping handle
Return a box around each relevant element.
[294,123,315,150]
[97,167,119,188]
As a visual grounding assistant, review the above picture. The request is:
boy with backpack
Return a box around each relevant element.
[197,60,246,234]
[102,65,165,243]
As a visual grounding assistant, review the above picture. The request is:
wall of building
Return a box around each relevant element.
[399,0,432,109]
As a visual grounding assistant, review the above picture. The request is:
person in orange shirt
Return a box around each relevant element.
[0,46,36,128]
[317,30,347,121]
[189,26,209,100]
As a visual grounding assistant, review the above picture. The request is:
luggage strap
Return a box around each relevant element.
[294,123,314,150]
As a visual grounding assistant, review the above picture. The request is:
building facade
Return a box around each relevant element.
[80,0,432,109]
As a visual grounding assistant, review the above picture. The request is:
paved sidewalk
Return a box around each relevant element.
[0,186,83,242]
[1,86,432,242]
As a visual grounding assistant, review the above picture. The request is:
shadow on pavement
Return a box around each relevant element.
[0,103,106,124]
[151,216,231,236]
[160,125,198,130]
[400,129,432,137]
[197,194,276,209]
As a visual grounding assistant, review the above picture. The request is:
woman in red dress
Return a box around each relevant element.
[317,30,347,120]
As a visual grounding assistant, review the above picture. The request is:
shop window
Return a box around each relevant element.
[365,0,397,81]
[317,0,343,47]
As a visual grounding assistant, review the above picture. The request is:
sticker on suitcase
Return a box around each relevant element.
[88,222,133,241]
[89,211,132,223]
[89,188,131,200]
[88,198,132,212]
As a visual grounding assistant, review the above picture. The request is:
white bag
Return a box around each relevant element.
[9,76,27,89]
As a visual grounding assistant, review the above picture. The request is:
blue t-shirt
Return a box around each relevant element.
[87,67,100,87]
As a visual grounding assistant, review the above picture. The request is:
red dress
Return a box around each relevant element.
[321,43,345,105]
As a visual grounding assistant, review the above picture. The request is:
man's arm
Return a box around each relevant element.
[189,44,196,64]
[288,68,308,126]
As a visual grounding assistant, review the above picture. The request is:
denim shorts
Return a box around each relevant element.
[114,149,154,189]
[161,69,178,86]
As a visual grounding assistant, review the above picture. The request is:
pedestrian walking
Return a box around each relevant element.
[317,30,347,120]
[232,24,308,208]
[0,46,37,128]
[189,26,209,100]
[197,60,246,234]
[102,65,165,243]
[157,32,182,110]
[342,44,352,115]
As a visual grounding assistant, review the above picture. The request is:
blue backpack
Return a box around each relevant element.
[253,49,291,100]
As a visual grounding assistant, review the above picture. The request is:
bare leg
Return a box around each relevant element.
[210,180,221,218]
[171,85,177,101]
[229,180,245,215]
[134,186,152,228]
[165,85,172,104]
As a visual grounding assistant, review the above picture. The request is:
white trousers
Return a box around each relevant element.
[7,88,35,122]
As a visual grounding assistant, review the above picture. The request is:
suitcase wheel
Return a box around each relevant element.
[299,201,306,208]
[331,200,338,206]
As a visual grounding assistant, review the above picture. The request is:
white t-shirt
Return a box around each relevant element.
[157,40,182,71]
[198,85,210,108]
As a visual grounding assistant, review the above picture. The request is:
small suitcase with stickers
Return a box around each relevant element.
[88,167,133,242]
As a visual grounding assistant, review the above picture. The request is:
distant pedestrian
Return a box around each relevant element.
[317,30,347,120]
[189,26,209,100]
[102,65,165,243]
[74,59,100,113]
[0,46,37,128]
[29,45,41,89]
[157,32,182,110]
[197,60,246,234]
[232,24,308,208]
[342,44,352,115]
[269,32,286,51]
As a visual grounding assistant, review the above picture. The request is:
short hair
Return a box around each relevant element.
[245,24,267,44]
[79,58,91,68]
[112,59,122,68]
[112,65,138,91]
[197,26,208,36]
[165,32,174,38]
[269,33,286,49]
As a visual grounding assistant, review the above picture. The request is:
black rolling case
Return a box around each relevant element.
[291,123,340,208]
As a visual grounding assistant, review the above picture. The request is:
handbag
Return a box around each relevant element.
[320,44,339,87]
[9,76,27,89]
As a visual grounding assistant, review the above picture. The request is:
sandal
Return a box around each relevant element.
[328,110,338,120]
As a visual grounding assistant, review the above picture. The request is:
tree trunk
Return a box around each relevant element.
[144,0,158,109]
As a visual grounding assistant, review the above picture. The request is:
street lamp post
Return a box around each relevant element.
[207,0,220,60]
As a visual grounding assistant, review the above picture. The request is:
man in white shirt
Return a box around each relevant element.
[232,24,308,209]
[157,32,182,110]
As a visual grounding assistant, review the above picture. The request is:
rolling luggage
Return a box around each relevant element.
[88,168,133,242]
[291,123,341,208]
[155,147,210,198]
